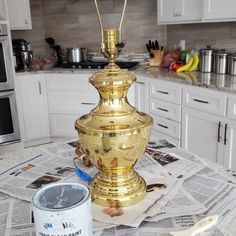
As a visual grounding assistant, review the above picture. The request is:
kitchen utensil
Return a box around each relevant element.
[151,41,155,50]
[199,46,214,72]
[45,37,55,46]
[155,40,159,50]
[170,215,218,236]
[228,53,236,75]
[146,43,151,52]
[67,48,88,63]
[214,49,228,74]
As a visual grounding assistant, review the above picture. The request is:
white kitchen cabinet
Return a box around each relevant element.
[0,0,6,21]
[46,73,98,138]
[224,120,236,171]
[46,73,135,138]
[203,0,236,22]
[15,74,50,146]
[134,76,149,113]
[7,0,32,30]
[149,78,182,146]
[182,107,224,164]
[157,0,202,24]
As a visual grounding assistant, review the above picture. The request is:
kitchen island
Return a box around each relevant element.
[0,137,236,235]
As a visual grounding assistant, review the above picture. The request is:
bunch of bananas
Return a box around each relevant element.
[176,54,199,72]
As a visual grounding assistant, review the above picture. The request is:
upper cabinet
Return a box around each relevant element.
[158,0,236,24]
[7,0,32,30]
[203,0,236,22]
[158,0,202,24]
[0,0,7,21]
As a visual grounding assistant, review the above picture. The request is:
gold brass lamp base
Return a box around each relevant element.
[75,22,153,207]
[90,169,146,207]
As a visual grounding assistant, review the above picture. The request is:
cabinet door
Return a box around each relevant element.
[18,75,50,142]
[158,0,202,24]
[0,0,6,20]
[203,0,236,21]
[158,0,177,23]
[224,121,236,171]
[134,78,149,113]
[7,0,32,30]
[182,107,224,164]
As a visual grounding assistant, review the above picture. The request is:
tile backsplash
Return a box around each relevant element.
[11,0,236,58]
[11,0,166,58]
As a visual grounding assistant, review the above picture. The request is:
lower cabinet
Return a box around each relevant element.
[224,120,236,171]
[182,107,236,171]
[134,76,149,113]
[182,107,224,164]
[15,74,50,146]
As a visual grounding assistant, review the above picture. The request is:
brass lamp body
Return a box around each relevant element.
[75,29,153,207]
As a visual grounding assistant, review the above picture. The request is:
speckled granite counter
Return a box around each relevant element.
[16,65,236,95]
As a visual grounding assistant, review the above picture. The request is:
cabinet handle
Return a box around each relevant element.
[224,123,228,145]
[218,121,221,143]
[157,90,169,95]
[38,81,42,95]
[157,123,168,129]
[157,107,168,112]
[25,19,28,25]
[193,98,209,104]
[81,102,96,105]
[135,81,145,85]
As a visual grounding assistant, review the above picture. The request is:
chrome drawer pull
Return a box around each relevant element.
[157,90,169,95]
[157,124,168,129]
[224,123,228,145]
[135,81,145,85]
[217,121,221,143]
[193,98,209,104]
[157,107,168,112]
[81,102,96,105]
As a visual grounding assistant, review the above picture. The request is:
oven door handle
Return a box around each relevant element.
[0,90,14,97]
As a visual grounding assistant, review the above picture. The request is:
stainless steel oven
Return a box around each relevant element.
[0,23,20,145]
[0,90,20,144]
[0,24,14,91]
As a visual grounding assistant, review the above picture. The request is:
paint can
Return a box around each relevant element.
[32,182,92,236]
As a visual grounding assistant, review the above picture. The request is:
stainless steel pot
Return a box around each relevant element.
[228,53,236,75]
[67,48,88,63]
[214,50,228,74]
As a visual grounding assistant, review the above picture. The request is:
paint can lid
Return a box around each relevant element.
[32,182,90,211]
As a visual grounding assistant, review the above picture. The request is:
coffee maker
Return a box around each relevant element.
[12,39,33,71]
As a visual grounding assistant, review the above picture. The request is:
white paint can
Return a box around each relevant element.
[32,182,92,236]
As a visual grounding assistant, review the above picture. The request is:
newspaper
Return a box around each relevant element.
[146,187,206,222]
[0,139,236,235]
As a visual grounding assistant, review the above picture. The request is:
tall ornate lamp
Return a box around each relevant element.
[75,0,153,207]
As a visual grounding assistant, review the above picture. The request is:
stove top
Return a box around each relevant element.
[58,61,138,69]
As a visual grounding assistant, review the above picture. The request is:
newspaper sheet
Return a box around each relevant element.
[146,187,206,222]
[1,139,235,235]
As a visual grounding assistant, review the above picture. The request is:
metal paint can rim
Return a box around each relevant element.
[32,182,91,212]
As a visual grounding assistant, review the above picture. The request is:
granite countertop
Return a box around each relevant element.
[16,65,236,95]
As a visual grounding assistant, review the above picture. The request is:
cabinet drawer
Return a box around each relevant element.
[48,91,99,114]
[183,87,227,116]
[150,80,182,104]
[150,98,181,122]
[228,95,236,120]
[46,74,94,91]
[152,115,181,139]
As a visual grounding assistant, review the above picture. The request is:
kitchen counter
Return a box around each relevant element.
[16,65,236,94]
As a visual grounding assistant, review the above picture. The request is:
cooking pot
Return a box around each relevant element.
[67,48,88,63]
